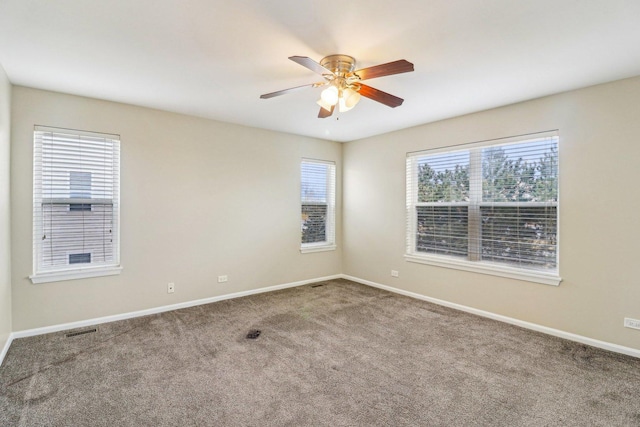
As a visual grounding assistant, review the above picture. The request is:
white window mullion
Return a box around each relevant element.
[468,149,482,261]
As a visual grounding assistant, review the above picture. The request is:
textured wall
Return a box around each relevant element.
[0,65,11,351]
[11,87,342,330]
[343,76,640,350]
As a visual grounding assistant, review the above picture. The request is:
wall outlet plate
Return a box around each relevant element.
[624,318,640,330]
[391,270,399,278]
[167,282,175,293]
[218,275,228,283]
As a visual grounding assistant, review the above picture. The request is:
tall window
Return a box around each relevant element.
[301,159,336,253]
[31,126,121,283]
[406,132,560,285]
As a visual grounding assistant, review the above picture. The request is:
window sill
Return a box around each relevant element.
[30,265,123,284]
[300,244,337,254]
[404,254,561,286]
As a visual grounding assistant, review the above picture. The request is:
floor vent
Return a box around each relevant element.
[65,328,97,338]
[246,330,261,339]
[311,284,325,288]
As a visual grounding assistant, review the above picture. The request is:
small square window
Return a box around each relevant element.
[69,253,91,264]
[69,204,92,212]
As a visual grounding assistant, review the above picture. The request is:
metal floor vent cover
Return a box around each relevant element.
[65,328,97,338]
[246,330,261,339]
[311,284,325,288]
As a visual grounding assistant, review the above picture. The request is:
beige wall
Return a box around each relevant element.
[344,76,640,350]
[11,86,342,330]
[8,77,640,352]
[0,65,11,350]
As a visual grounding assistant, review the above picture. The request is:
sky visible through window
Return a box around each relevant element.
[301,162,328,203]
[70,171,91,198]
[418,138,556,175]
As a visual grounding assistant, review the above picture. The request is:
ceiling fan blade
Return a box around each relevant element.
[289,56,334,76]
[318,105,335,118]
[359,84,404,108]
[260,82,323,99]
[352,60,414,81]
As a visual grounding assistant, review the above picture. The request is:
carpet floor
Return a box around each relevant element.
[1,279,640,426]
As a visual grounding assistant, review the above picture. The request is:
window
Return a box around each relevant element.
[31,126,121,283]
[405,132,560,285]
[301,159,336,253]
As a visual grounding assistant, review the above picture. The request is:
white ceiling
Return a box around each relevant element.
[1,1,640,142]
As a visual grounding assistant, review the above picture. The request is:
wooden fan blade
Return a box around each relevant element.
[318,105,335,118]
[352,60,414,81]
[359,84,404,108]
[289,56,333,76]
[260,82,323,99]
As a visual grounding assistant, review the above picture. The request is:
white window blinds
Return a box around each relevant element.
[32,126,121,281]
[406,132,559,284]
[301,159,336,252]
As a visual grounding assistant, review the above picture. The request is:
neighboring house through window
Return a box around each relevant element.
[405,132,560,285]
[31,126,122,283]
[301,159,336,253]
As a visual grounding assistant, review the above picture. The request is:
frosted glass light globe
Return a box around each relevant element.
[343,88,361,108]
[321,86,339,106]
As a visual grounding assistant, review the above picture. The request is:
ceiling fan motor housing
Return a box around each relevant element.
[320,54,357,76]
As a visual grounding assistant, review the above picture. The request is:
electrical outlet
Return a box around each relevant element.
[391,270,399,278]
[218,275,228,283]
[167,282,175,294]
[624,318,640,330]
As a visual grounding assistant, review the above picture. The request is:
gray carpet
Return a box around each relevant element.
[1,279,640,426]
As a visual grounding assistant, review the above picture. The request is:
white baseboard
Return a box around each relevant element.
[0,333,14,367]
[9,274,342,342]
[4,273,639,366]
[342,274,640,359]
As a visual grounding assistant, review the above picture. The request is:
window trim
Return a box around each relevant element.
[404,254,561,286]
[31,126,122,284]
[29,266,123,284]
[300,158,336,253]
[405,131,561,286]
[300,243,337,254]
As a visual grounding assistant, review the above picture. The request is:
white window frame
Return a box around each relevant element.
[405,131,561,286]
[30,126,122,284]
[300,158,336,253]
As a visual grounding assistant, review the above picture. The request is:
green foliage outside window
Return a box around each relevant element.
[415,142,558,270]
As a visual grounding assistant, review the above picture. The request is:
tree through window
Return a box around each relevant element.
[406,133,559,280]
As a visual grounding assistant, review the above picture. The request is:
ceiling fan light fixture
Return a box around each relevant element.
[338,87,361,113]
[343,87,361,108]
[260,55,414,118]
[338,97,352,113]
[317,98,333,112]
[320,85,339,106]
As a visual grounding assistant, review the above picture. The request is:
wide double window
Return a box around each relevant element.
[300,159,336,253]
[31,126,121,283]
[406,132,560,285]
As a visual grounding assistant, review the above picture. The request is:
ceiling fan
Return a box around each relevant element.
[260,54,414,118]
